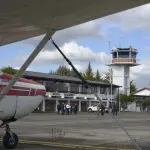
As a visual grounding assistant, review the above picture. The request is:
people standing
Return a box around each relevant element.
[57,103,61,114]
[66,103,70,115]
[70,104,73,114]
[112,103,117,116]
[61,103,65,115]
[74,104,78,114]
[109,102,112,113]
[101,103,105,116]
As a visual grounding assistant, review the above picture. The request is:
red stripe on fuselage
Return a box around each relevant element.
[0,73,46,96]
[0,73,40,85]
[7,89,45,96]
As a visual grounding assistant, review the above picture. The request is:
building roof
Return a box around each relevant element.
[111,47,138,53]
[23,71,121,87]
[133,87,150,96]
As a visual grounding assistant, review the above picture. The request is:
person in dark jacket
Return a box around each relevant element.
[101,103,105,116]
[57,103,61,114]
[74,104,78,114]
[61,103,65,115]
[70,104,73,114]
[112,103,117,116]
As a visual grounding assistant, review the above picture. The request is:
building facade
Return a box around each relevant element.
[23,71,120,112]
[133,88,150,112]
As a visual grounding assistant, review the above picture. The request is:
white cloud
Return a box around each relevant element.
[31,41,110,66]
[129,59,150,88]
[22,20,106,50]
[14,67,32,71]
[103,3,150,31]
[14,41,110,77]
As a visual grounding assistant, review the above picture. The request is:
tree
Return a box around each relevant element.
[95,69,101,81]
[119,94,135,103]
[83,62,94,80]
[0,66,18,75]
[55,65,71,76]
[49,70,55,74]
[130,80,137,94]
[103,69,112,83]
[118,94,135,111]
[70,69,77,77]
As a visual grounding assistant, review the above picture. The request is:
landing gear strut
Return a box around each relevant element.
[3,124,18,149]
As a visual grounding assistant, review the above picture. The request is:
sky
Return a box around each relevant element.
[1,3,150,88]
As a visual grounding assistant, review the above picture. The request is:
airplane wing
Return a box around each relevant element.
[0,0,150,46]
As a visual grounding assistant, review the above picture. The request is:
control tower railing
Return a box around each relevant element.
[112,58,136,63]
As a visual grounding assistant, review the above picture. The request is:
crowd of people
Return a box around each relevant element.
[97,102,118,116]
[57,101,118,116]
[57,103,78,115]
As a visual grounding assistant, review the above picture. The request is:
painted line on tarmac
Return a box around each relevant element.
[0,138,135,150]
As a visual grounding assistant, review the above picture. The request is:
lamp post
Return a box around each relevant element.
[108,41,112,104]
[110,68,113,104]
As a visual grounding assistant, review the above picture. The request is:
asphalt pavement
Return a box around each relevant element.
[0,112,150,150]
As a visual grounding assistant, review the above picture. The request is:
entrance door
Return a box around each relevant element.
[81,101,89,112]
[45,100,56,112]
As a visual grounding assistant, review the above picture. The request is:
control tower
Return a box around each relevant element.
[108,46,139,95]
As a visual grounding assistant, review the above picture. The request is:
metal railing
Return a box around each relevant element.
[112,58,136,63]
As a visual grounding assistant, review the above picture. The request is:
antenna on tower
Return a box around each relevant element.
[148,80,150,88]
[119,37,122,48]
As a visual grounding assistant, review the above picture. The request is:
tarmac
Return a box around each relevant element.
[0,112,150,150]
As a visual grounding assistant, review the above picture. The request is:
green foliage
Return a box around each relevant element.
[49,62,110,82]
[119,94,135,103]
[49,70,55,74]
[55,65,71,76]
[130,80,137,94]
[83,62,94,80]
[142,100,150,105]
[103,69,112,83]
[118,94,135,110]
[0,66,18,75]
[70,69,78,77]
[95,69,101,81]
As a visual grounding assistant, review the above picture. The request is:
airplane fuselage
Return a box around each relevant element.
[0,72,46,122]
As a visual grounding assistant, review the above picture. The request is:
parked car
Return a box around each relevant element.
[87,105,109,113]
[87,105,100,112]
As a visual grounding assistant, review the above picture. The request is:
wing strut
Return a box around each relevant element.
[51,38,141,150]
[0,31,55,101]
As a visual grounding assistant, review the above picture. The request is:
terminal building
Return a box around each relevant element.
[23,71,121,112]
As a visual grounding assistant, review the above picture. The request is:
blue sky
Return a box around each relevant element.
[1,4,150,88]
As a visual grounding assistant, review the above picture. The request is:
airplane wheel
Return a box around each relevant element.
[3,132,18,149]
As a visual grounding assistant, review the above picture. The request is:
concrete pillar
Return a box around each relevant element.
[56,99,59,111]
[68,83,71,92]
[79,85,82,93]
[97,86,100,95]
[79,100,81,111]
[68,100,70,104]
[42,99,45,112]
[89,101,91,107]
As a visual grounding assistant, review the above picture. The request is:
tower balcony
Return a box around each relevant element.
[112,58,136,64]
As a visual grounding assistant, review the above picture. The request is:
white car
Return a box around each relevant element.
[87,105,109,113]
[87,105,101,112]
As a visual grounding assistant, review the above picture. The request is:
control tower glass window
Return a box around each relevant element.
[118,52,129,58]
[131,52,136,58]
[113,52,117,58]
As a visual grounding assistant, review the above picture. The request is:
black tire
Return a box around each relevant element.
[3,132,19,149]
[88,108,92,112]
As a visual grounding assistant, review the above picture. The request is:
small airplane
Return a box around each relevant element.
[0,0,149,149]
[0,72,46,148]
